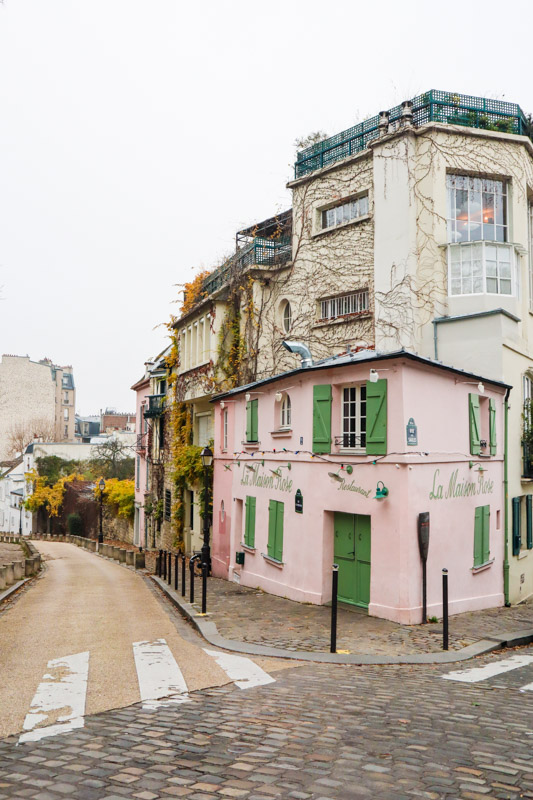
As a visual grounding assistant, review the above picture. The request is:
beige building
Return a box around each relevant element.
[150,91,533,606]
[0,355,76,459]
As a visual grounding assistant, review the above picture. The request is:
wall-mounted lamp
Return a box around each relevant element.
[328,470,343,483]
[275,392,282,403]
[269,462,291,477]
[369,368,391,383]
[220,401,225,409]
[245,392,264,402]
[457,380,485,394]
[374,480,389,501]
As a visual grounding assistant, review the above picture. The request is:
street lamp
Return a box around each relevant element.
[98,478,105,544]
[200,446,213,572]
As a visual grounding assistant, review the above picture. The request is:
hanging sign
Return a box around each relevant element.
[295,489,303,514]
[406,417,418,446]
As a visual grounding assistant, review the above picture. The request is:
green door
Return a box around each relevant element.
[334,512,371,608]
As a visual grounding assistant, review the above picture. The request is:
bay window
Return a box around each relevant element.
[448,242,516,296]
[447,175,508,243]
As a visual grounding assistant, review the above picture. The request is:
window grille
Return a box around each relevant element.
[320,290,369,321]
[322,194,369,230]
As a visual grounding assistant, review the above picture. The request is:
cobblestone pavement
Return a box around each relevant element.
[4,646,533,799]
[204,578,533,655]
[0,541,25,565]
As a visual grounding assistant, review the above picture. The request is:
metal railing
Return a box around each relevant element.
[295,90,531,178]
[334,433,366,449]
[136,434,146,452]
[523,442,533,479]
[144,395,166,418]
[202,236,292,298]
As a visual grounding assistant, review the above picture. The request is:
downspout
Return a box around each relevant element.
[504,386,511,606]
[433,319,439,361]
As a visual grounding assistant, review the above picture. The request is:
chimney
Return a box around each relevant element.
[401,100,414,127]
[378,110,390,136]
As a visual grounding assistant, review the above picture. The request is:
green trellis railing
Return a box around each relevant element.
[202,236,292,297]
[294,90,531,178]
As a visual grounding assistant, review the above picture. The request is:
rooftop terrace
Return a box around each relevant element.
[294,90,532,179]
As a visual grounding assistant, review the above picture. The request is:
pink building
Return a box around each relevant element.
[212,348,510,624]
[131,371,151,549]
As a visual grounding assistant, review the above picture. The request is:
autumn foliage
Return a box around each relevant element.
[181,270,212,314]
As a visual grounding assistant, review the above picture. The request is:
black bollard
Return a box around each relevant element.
[442,568,449,651]
[168,552,172,585]
[330,564,339,654]
[158,549,163,577]
[181,554,186,597]
[162,550,167,581]
[201,561,207,614]
[190,558,195,604]
[174,554,178,591]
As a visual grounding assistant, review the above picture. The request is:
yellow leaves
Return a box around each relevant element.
[96,478,135,521]
[25,472,84,517]
[181,270,212,314]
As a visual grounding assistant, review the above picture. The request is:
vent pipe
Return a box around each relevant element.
[282,340,313,368]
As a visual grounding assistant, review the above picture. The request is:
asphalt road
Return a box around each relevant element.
[0,542,286,741]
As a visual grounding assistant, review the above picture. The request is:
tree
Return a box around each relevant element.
[88,438,134,480]
[6,416,55,456]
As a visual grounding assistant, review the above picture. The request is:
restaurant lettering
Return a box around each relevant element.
[429,468,494,501]
[337,478,371,498]
[240,465,293,493]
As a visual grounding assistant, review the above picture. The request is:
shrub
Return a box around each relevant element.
[67,513,83,536]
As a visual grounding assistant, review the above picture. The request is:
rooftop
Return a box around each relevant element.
[294,89,532,178]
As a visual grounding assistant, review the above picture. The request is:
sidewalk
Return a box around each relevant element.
[153,573,533,663]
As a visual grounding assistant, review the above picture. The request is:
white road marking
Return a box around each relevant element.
[133,638,190,709]
[19,651,89,743]
[442,655,533,683]
[204,648,275,689]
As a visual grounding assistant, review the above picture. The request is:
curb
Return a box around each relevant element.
[151,575,533,665]
[0,578,30,605]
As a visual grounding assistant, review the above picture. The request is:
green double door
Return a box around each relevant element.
[333,512,371,608]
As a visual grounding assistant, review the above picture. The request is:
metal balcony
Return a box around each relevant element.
[144,395,166,418]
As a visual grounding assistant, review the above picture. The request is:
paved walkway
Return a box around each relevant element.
[0,541,25,564]
[194,577,533,656]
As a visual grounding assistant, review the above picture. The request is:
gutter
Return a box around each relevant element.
[504,386,511,605]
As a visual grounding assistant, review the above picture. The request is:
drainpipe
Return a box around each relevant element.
[433,320,439,361]
[504,387,511,606]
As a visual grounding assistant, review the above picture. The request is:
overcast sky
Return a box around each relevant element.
[0,0,531,414]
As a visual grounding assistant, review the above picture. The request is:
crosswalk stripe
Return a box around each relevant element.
[442,655,533,683]
[133,638,190,708]
[18,651,89,744]
[203,648,276,689]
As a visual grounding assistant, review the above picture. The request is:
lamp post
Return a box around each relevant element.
[98,478,105,544]
[19,500,23,537]
[200,446,213,572]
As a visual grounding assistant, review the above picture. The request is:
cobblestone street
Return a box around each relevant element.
[198,578,533,656]
[4,647,533,799]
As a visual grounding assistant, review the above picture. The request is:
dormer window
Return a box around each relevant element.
[447,175,508,243]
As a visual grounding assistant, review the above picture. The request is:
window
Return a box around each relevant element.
[474,505,490,567]
[322,194,369,230]
[469,393,496,456]
[244,496,256,547]
[197,413,212,448]
[64,425,68,436]
[64,392,69,404]
[282,301,292,333]
[448,242,515,296]
[341,386,366,449]
[529,203,533,309]
[64,409,69,421]
[146,462,149,491]
[164,489,171,521]
[223,408,228,451]
[320,290,368,321]
[281,394,291,428]
[267,500,284,562]
[447,175,508,243]
[246,399,258,443]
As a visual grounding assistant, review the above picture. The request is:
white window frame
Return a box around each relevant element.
[280,394,291,429]
[340,385,366,452]
[447,174,508,244]
[524,374,533,436]
[321,193,369,231]
[282,301,292,333]
[447,242,517,297]
[320,290,368,321]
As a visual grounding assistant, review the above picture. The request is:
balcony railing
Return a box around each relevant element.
[334,433,366,449]
[202,236,292,298]
[136,434,146,453]
[295,90,531,178]
[523,442,533,479]
[144,395,166,418]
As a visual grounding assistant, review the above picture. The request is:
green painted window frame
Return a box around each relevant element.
[267,499,284,562]
[512,496,522,556]
[527,495,533,550]
[244,496,256,548]
[489,398,497,455]
[473,505,490,567]
[469,393,481,455]
[246,398,259,442]
[365,379,387,455]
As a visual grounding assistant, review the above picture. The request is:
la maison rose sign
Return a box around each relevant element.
[429,468,494,501]
[240,465,293,493]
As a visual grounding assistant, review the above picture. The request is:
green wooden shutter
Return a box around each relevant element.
[246,401,252,441]
[244,496,256,547]
[251,399,258,442]
[489,398,497,456]
[312,385,332,454]
[512,496,522,556]
[366,379,387,455]
[267,499,276,557]
[474,506,483,567]
[526,494,533,550]
[482,505,490,564]
[274,501,284,562]
[469,393,481,456]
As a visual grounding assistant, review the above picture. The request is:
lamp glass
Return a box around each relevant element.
[98,478,105,491]
[369,369,379,383]
[201,446,213,468]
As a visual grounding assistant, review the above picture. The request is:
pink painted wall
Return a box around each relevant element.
[212,356,506,624]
